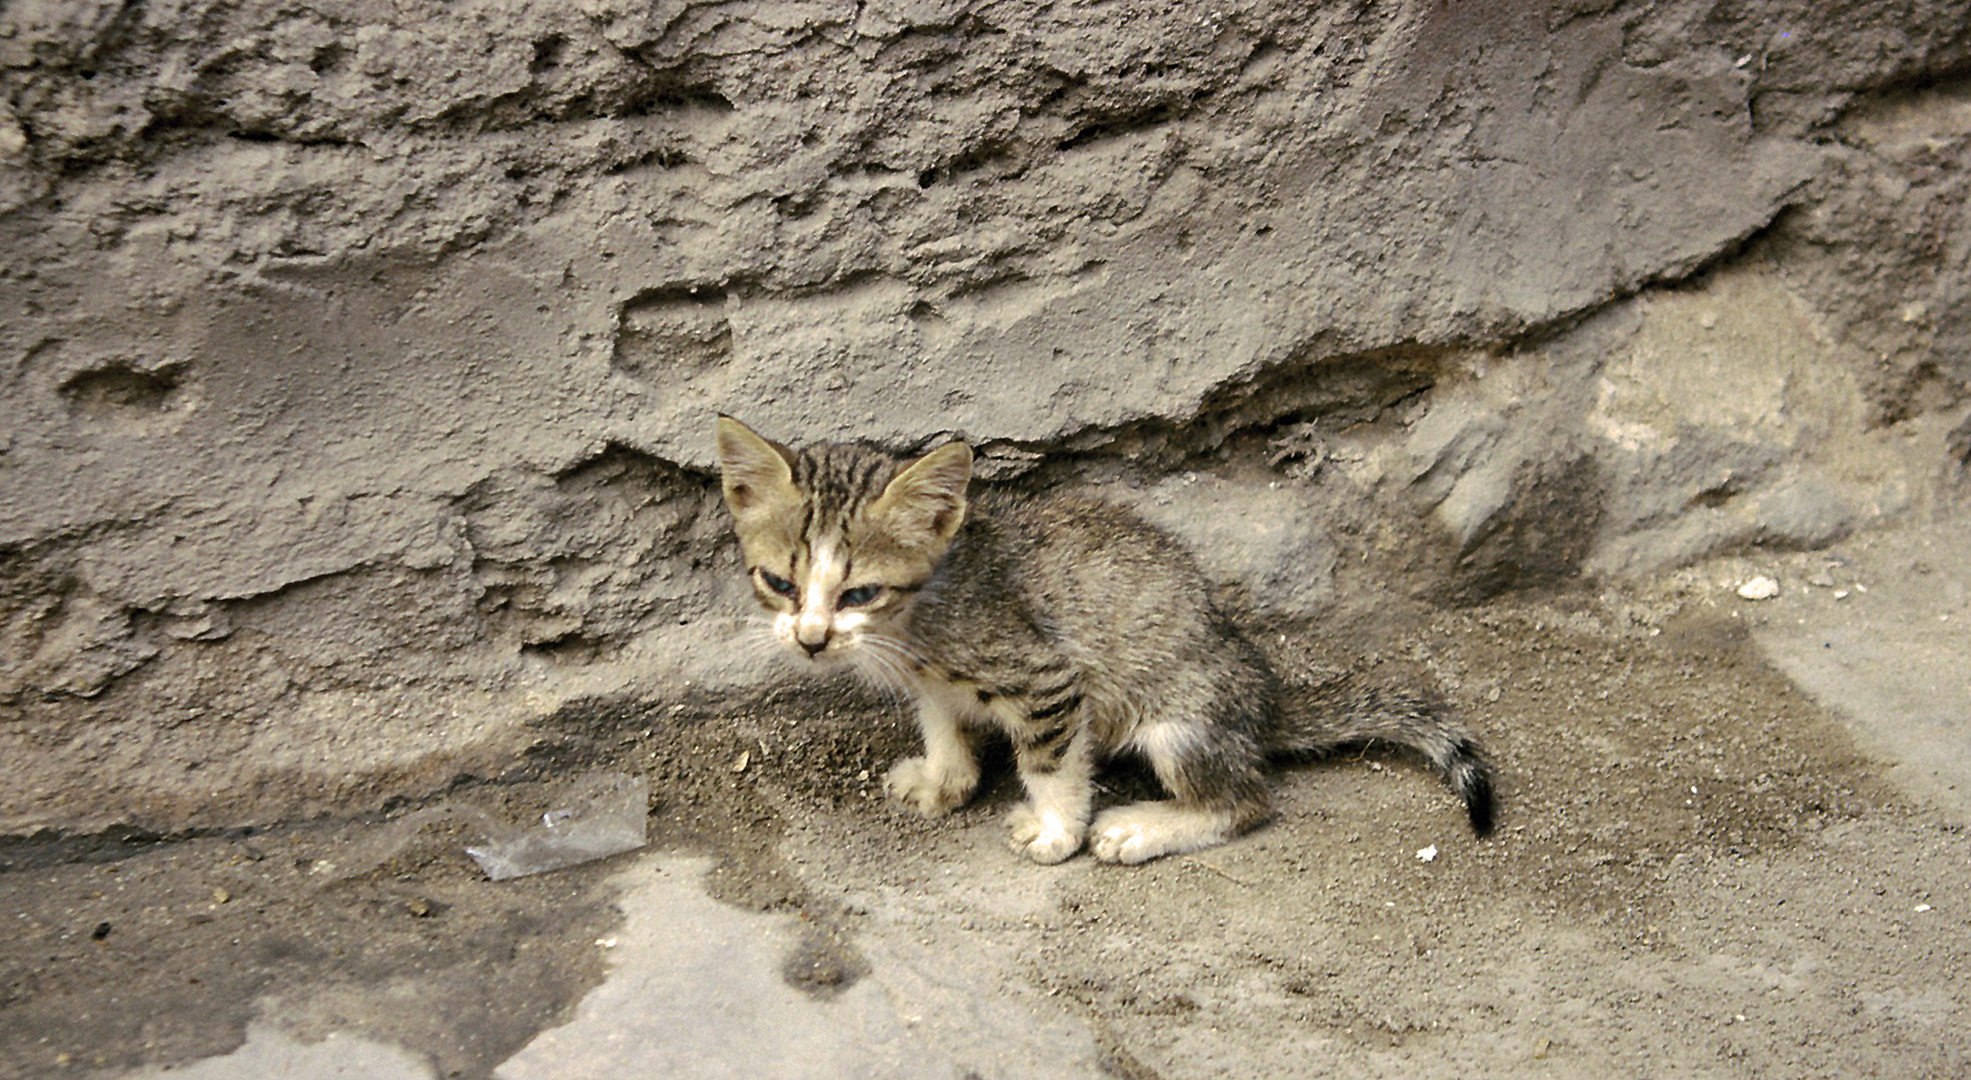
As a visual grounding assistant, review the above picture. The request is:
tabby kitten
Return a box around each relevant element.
[715,415,1495,865]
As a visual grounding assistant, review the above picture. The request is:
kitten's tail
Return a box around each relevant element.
[1268,674,1498,836]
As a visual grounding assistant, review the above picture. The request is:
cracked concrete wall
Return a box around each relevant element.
[2,0,1968,832]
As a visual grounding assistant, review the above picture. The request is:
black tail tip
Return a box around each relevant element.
[1453,738,1498,837]
[1465,770,1497,837]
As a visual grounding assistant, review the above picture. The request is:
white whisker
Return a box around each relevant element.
[685,612,776,626]
[852,636,925,709]
[862,631,928,668]
[852,646,911,706]
[860,634,921,676]
[683,608,793,676]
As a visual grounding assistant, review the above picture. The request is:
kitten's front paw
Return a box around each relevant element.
[883,756,978,817]
[1006,804,1084,865]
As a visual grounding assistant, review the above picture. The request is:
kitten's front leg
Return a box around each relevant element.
[883,697,980,816]
[1006,730,1093,865]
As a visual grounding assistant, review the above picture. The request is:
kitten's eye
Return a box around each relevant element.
[758,570,798,599]
[838,585,882,608]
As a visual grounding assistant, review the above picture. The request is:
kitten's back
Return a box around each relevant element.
[920,490,1280,749]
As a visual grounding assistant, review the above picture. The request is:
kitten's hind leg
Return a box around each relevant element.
[1091,802,1242,865]
[884,697,980,816]
[1092,719,1271,865]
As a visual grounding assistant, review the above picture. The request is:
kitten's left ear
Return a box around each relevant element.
[873,441,973,545]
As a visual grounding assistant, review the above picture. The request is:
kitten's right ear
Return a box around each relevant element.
[715,415,800,518]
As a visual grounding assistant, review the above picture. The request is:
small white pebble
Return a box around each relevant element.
[1914,904,1933,913]
[1416,845,1439,862]
[1737,576,1781,600]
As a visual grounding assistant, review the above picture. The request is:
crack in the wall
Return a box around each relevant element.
[968,341,1453,482]
[1054,102,1179,152]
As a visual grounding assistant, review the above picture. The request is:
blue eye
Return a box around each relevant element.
[758,570,798,599]
[839,585,882,608]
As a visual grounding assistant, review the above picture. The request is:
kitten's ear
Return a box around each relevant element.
[873,441,973,545]
[715,415,800,518]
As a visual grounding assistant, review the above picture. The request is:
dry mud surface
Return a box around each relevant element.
[5,533,1969,1080]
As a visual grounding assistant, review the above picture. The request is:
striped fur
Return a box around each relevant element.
[716,416,1498,864]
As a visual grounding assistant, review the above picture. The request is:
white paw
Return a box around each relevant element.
[1006,804,1083,864]
[1091,817,1159,865]
[883,756,977,817]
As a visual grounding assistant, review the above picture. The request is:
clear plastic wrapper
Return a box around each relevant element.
[464,771,650,880]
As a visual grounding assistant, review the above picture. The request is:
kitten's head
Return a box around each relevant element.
[715,415,972,668]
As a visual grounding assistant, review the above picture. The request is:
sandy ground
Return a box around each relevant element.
[3,520,1968,1080]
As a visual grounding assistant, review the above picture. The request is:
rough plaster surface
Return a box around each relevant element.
[2,0,1969,831]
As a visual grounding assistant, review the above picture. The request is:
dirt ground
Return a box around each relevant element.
[4,533,1969,1079]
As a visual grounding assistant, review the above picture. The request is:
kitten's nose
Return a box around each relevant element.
[798,634,829,657]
